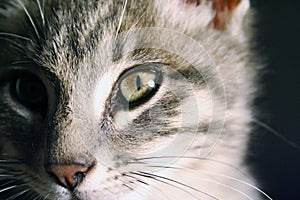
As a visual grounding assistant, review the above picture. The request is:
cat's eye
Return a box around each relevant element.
[10,73,47,111]
[119,68,161,108]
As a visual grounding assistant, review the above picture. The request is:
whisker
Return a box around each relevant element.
[17,0,40,39]
[11,60,32,65]
[0,37,27,50]
[0,179,15,188]
[145,165,255,200]
[134,156,249,176]
[42,0,45,14]
[149,164,272,200]
[132,171,220,200]
[6,188,30,200]
[188,168,272,200]
[123,10,146,41]
[115,0,128,40]
[253,119,300,149]
[129,160,273,200]
[131,172,201,200]
[30,192,43,200]
[0,174,13,178]
[42,193,50,200]
[0,32,33,44]
[118,177,149,198]
[0,159,22,163]
[122,174,152,196]
[122,183,134,191]
[124,173,179,200]
[123,174,149,186]
[140,171,223,199]
[0,183,26,193]
[35,0,45,27]
[0,185,16,193]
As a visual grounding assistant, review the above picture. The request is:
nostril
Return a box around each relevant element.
[73,171,86,186]
[47,163,94,190]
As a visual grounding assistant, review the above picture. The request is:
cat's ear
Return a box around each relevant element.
[185,0,248,29]
[157,0,250,41]
[188,0,250,41]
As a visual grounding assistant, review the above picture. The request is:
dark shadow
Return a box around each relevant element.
[249,1,300,199]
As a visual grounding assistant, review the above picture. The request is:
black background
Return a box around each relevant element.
[249,1,300,199]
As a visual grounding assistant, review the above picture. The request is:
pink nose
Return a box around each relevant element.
[47,164,92,190]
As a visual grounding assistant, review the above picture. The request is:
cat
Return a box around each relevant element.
[0,0,270,199]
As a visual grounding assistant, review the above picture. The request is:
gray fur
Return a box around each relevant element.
[0,0,267,199]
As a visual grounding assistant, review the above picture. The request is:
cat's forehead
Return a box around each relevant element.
[37,1,153,78]
[37,0,228,79]
[15,0,249,105]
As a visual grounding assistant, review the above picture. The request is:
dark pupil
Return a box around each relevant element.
[135,75,141,91]
[14,75,47,109]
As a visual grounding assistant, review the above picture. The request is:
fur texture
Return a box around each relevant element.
[0,0,267,199]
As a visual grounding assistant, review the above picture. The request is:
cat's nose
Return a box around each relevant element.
[47,163,94,190]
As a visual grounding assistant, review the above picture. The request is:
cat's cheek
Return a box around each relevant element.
[79,164,111,187]
[179,89,213,126]
[112,82,168,130]
[74,164,127,199]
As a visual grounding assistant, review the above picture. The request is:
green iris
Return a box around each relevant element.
[120,70,159,104]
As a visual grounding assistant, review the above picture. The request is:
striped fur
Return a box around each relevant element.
[0,0,266,200]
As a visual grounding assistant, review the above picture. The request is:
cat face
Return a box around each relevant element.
[0,0,263,199]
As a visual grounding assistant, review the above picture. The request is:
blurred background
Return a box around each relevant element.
[249,1,300,199]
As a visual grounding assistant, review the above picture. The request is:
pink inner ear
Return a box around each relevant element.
[184,0,241,29]
[211,0,241,29]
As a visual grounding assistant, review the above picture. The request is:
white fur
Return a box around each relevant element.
[0,0,265,200]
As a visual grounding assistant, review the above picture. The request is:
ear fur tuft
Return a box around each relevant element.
[210,0,241,30]
[156,0,250,41]
[183,0,245,30]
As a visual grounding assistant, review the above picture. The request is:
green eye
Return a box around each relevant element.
[119,69,161,107]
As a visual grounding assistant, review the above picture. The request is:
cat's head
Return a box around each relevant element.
[0,0,257,199]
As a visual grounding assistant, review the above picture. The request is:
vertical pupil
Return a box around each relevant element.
[135,75,141,91]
